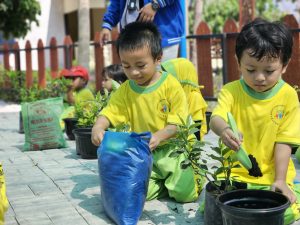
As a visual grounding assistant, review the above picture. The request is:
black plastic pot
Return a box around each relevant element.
[63,118,78,140]
[216,189,290,225]
[204,181,247,225]
[204,182,223,225]
[19,111,24,134]
[73,128,98,159]
[205,111,212,131]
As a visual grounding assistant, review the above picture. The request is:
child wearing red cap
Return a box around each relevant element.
[60,66,94,105]
[59,66,95,129]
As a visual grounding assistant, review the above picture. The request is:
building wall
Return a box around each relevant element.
[12,0,105,71]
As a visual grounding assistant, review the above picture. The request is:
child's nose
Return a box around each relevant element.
[254,72,265,81]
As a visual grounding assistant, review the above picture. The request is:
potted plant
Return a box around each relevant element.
[72,91,110,159]
[168,115,290,225]
[167,115,240,225]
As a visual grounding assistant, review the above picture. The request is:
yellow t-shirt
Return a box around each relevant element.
[212,79,300,185]
[0,164,8,225]
[60,88,94,129]
[74,88,94,105]
[161,58,208,138]
[100,72,188,133]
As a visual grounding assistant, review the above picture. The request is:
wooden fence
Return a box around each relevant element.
[1,14,300,99]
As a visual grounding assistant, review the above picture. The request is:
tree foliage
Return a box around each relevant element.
[192,0,289,34]
[0,0,41,39]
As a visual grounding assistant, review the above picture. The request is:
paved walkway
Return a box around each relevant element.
[1,111,214,225]
[1,110,300,225]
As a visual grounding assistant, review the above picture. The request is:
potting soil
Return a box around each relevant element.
[248,154,263,177]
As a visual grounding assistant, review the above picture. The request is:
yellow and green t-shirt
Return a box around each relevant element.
[100,72,188,133]
[212,79,300,185]
[60,88,94,128]
[74,88,94,105]
[161,58,208,138]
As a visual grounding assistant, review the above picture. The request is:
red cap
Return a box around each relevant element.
[60,66,89,81]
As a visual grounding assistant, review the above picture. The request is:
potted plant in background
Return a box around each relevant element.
[168,115,290,225]
[72,91,110,159]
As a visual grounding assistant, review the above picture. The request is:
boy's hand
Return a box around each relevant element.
[138,3,157,22]
[149,134,161,151]
[91,127,105,146]
[220,127,242,151]
[272,180,297,204]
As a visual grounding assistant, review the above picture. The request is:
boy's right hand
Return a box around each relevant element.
[91,127,105,146]
[99,28,111,47]
[220,127,242,151]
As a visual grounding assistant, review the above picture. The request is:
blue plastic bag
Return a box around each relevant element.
[97,131,153,225]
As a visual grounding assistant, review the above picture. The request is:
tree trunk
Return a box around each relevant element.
[239,0,255,30]
[78,0,90,70]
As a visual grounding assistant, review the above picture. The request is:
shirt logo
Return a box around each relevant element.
[270,105,285,125]
[157,99,169,118]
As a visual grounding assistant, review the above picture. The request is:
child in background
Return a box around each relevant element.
[209,18,300,224]
[0,164,8,225]
[92,21,203,202]
[60,66,94,106]
[59,66,95,128]
[161,58,208,140]
[102,64,127,92]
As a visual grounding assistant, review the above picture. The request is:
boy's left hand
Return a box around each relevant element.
[271,180,297,204]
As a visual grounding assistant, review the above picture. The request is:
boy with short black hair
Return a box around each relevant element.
[92,21,203,202]
[210,18,300,224]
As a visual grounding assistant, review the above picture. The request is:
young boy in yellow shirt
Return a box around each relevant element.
[210,18,300,224]
[92,21,203,202]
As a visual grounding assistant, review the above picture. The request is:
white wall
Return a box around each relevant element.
[11,0,106,71]
[14,0,65,70]
[64,0,105,13]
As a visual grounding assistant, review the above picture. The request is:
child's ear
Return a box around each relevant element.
[235,55,242,71]
[156,55,162,64]
[282,59,291,74]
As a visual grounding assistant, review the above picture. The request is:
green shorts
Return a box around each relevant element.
[146,145,205,202]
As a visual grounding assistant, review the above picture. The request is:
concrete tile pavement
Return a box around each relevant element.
[2,111,300,225]
[0,111,207,225]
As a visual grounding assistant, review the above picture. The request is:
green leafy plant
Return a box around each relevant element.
[20,77,72,103]
[0,70,26,102]
[75,91,110,127]
[0,0,41,38]
[168,115,240,193]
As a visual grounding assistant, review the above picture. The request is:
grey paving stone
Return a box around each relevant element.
[1,111,300,225]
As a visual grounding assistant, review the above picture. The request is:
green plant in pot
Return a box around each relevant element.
[73,91,110,159]
[168,115,290,225]
[167,115,240,225]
